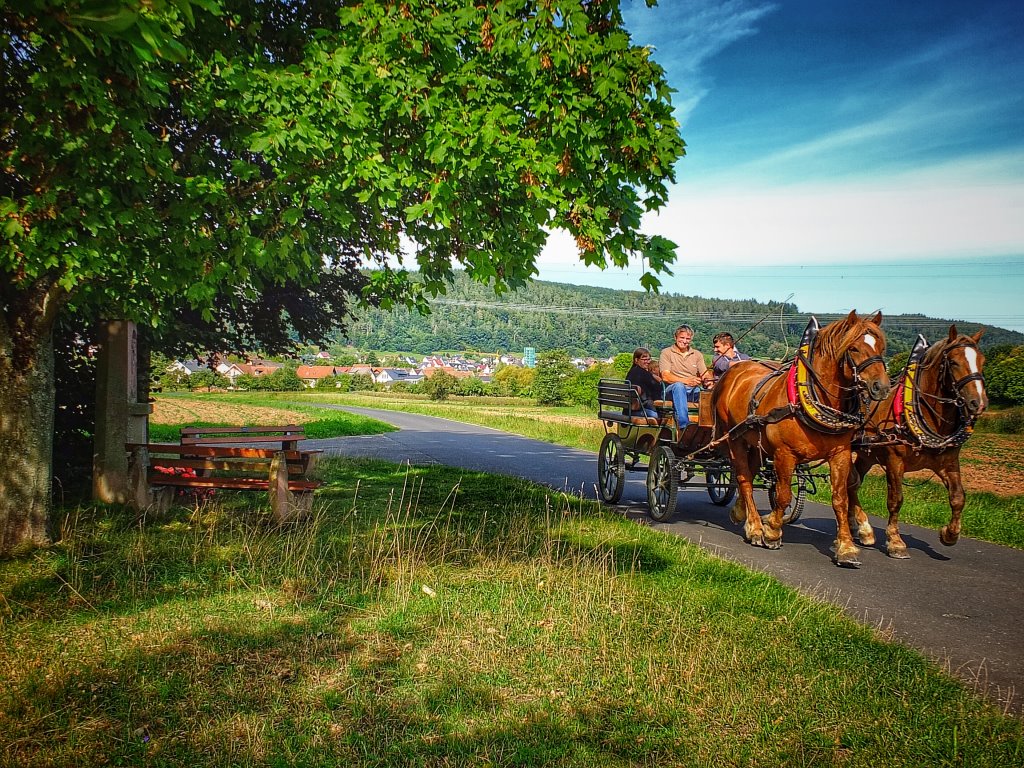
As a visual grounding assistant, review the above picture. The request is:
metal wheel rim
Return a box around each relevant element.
[597,434,626,503]
[706,467,737,506]
[646,446,678,522]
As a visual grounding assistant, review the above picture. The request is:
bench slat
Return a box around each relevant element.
[151,458,309,474]
[147,474,320,492]
[598,411,661,427]
[180,424,302,436]
[127,443,315,460]
[180,434,306,445]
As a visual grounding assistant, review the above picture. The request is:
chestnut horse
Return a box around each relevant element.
[848,326,987,558]
[712,311,890,567]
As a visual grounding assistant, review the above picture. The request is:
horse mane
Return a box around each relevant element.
[921,332,971,367]
[814,314,884,360]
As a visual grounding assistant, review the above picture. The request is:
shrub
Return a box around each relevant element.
[422,369,458,401]
[976,407,1024,434]
[533,351,575,406]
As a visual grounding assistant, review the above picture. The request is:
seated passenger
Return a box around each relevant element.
[659,325,712,428]
[711,332,751,382]
[625,347,662,419]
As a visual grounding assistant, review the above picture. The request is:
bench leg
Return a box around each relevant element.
[127,447,172,517]
[269,452,312,524]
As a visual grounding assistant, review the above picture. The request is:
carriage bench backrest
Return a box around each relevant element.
[597,379,661,427]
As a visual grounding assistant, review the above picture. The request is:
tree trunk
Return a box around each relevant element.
[0,324,55,557]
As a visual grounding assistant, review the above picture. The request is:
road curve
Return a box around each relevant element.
[305,404,1023,715]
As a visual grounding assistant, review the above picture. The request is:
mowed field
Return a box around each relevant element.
[153,394,1024,496]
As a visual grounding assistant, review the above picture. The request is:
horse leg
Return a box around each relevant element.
[762,452,796,550]
[883,459,910,559]
[729,443,764,546]
[936,463,965,547]
[828,450,861,567]
[847,454,876,547]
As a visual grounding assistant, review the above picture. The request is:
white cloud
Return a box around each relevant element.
[624,0,778,123]
[538,150,1024,274]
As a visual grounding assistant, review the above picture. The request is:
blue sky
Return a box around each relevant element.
[535,0,1024,333]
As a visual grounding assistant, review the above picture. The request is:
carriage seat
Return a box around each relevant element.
[597,379,676,427]
[653,399,700,424]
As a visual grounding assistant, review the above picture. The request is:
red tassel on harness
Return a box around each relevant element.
[787,363,798,405]
[893,380,905,422]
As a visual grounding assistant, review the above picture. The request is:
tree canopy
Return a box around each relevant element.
[1,0,684,554]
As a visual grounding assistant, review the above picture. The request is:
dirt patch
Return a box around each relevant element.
[864,432,1024,496]
[957,433,1024,496]
[152,397,310,427]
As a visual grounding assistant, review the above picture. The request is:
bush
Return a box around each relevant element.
[491,365,534,397]
[887,350,909,379]
[563,366,605,410]
[533,351,575,406]
[612,352,633,378]
[422,370,458,401]
[976,407,1024,434]
[457,376,488,397]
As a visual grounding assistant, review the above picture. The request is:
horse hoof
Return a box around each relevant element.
[748,533,764,547]
[835,554,862,569]
[887,547,910,560]
[763,536,783,550]
[939,527,960,547]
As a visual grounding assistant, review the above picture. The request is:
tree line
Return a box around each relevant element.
[340,271,1024,360]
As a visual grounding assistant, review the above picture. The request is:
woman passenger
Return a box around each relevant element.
[626,347,662,419]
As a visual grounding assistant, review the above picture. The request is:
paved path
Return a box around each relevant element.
[306,405,1023,714]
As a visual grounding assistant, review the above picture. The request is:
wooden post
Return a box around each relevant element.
[93,320,153,503]
[269,451,312,524]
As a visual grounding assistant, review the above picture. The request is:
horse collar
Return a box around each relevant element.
[900,334,975,450]
[791,317,868,434]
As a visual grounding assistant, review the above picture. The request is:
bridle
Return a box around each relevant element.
[792,317,885,433]
[900,335,984,450]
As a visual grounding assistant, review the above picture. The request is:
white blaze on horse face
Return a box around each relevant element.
[863,334,876,351]
[964,347,985,398]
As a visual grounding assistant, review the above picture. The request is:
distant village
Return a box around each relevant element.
[164,348,605,389]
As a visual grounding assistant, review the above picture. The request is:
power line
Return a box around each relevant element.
[430,298,1023,331]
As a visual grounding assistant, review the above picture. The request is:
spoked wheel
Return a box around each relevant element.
[705,466,737,506]
[646,445,679,522]
[767,470,807,524]
[597,433,626,504]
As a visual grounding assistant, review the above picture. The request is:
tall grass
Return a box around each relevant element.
[2,458,1021,766]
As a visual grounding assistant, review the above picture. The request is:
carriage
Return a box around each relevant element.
[595,378,816,522]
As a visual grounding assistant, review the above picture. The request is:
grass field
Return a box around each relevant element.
[2,458,1022,766]
[160,391,1024,552]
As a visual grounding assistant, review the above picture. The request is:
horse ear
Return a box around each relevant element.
[870,311,883,326]
[972,328,985,343]
[846,309,858,322]
[948,325,958,342]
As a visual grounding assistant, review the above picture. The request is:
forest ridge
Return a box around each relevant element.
[340,272,1024,359]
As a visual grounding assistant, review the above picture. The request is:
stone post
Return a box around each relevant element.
[92,320,153,503]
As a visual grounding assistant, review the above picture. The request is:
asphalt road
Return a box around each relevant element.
[305,405,1023,715]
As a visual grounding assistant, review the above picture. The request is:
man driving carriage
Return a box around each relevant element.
[711,331,751,381]
[659,325,712,428]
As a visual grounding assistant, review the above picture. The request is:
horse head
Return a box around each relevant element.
[821,310,891,402]
[936,325,988,416]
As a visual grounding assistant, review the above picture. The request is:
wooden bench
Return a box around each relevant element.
[126,441,322,523]
[597,378,701,427]
[180,424,307,451]
[598,378,663,426]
